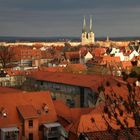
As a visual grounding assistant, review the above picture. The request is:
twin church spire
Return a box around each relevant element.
[82,16,86,33]
[81,16,95,45]
[82,16,93,33]
[90,15,93,32]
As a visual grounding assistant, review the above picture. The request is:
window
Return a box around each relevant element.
[29,133,33,140]
[41,81,43,86]
[29,120,33,128]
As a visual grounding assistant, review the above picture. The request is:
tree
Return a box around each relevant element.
[0,45,15,68]
[97,78,140,140]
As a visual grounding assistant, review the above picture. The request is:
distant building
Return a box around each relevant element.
[84,51,93,63]
[81,16,95,45]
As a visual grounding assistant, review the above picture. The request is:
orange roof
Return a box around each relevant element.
[64,63,87,73]
[70,108,93,122]
[53,100,72,122]
[101,56,120,65]
[41,67,65,72]
[11,45,42,61]
[121,61,132,69]
[53,82,140,135]
[0,87,22,93]
[41,51,54,59]
[92,48,106,57]
[0,91,57,128]
[103,77,140,101]
[78,109,135,135]
[54,100,92,122]
[53,100,93,133]
[28,71,114,91]
[65,51,80,59]
[17,105,38,119]
[104,84,129,100]
[76,84,140,135]
[6,69,25,76]
[67,64,86,70]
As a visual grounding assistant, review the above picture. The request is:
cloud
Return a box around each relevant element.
[0,0,140,37]
[1,0,140,11]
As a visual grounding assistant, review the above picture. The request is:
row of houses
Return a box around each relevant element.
[0,43,139,75]
[0,75,139,140]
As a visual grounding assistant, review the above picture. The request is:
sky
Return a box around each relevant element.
[0,0,140,37]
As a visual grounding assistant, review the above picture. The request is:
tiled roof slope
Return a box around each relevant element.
[0,87,22,93]
[28,71,114,91]
[17,105,38,119]
[53,100,92,123]
[0,91,57,128]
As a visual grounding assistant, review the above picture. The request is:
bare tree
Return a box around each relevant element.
[97,78,140,140]
[0,45,15,68]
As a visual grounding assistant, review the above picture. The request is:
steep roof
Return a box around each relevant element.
[0,91,57,128]
[53,100,92,123]
[17,105,38,119]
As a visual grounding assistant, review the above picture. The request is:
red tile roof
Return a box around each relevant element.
[54,100,92,122]
[65,51,80,59]
[53,100,72,122]
[17,105,38,119]
[101,56,121,65]
[53,83,140,136]
[11,45,42,61]
[121,61,132,69]
[28,71,114,91]
[84,129,140,140]
[78,108,135,135]
[40,66,64,72]
[0,87,22,93]
[92,48,106,57]
[64,63,87,73]
[0,91,57,128]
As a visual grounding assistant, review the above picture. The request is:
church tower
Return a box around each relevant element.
[81,16,88,45]
[88,16,95,44]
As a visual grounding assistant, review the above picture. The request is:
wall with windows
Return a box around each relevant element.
[24,118,39,140]
[37,80,97,107]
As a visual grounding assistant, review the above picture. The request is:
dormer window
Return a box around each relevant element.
[3,112,7,117]
[42,103,49,113]
[0,107,7,118]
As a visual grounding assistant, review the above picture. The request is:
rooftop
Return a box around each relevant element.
[0,91,57,127]
[17,105,38,119]
[28,71,115,91]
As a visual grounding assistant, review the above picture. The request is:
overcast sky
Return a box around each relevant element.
[0,0,140,37]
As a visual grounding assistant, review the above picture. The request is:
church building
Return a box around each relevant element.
[81,16,95,45]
